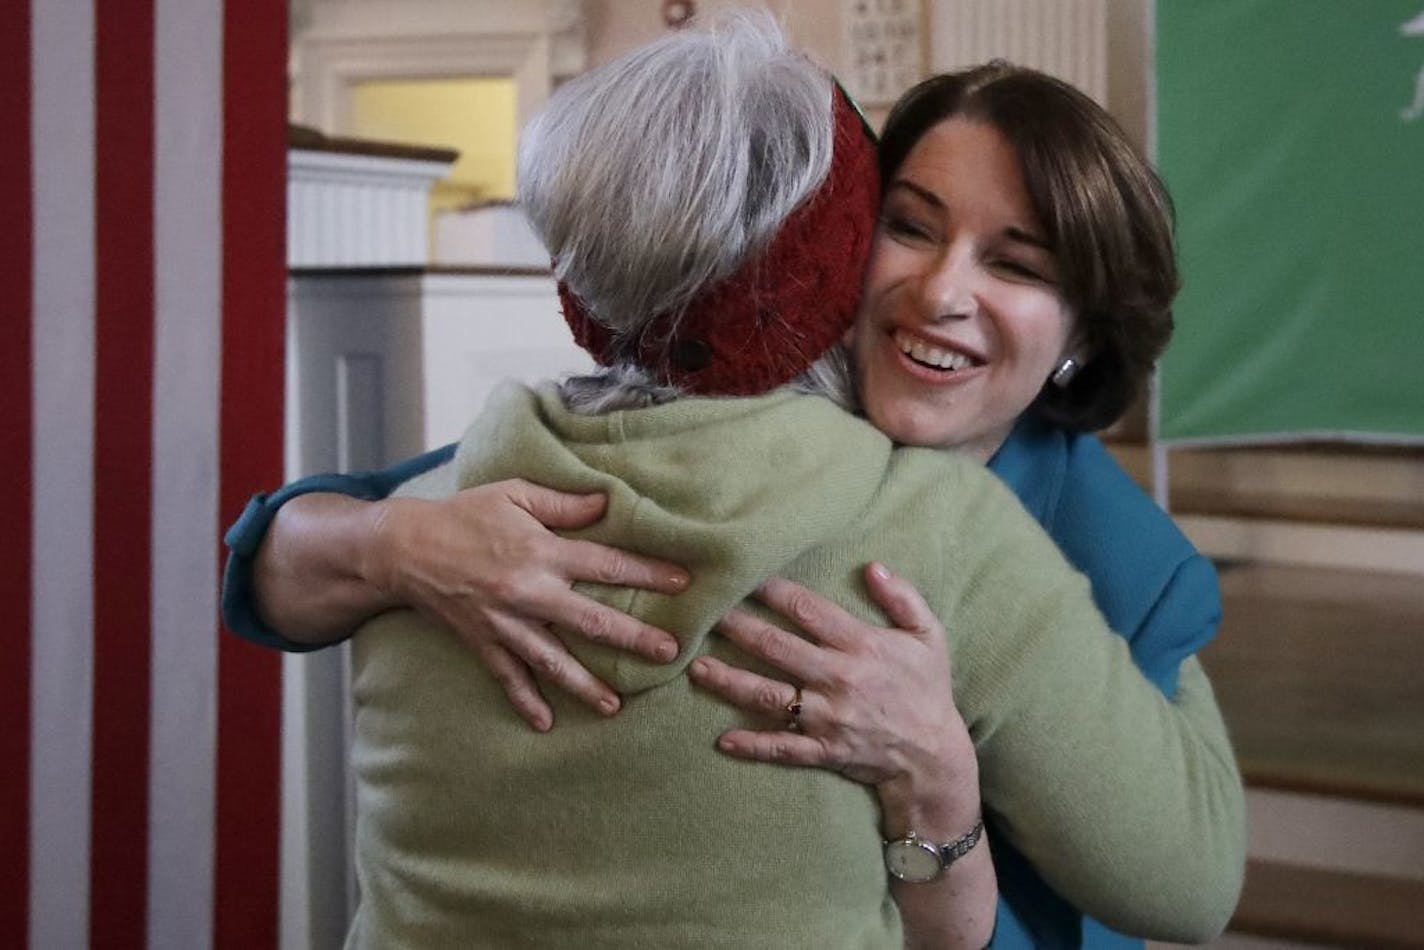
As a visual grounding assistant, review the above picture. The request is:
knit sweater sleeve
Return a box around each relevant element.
[941,471,1246,943]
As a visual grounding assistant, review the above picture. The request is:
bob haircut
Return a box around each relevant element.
[879,62,1179,431]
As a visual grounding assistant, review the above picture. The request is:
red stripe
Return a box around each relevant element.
[215,0,286,945]
[90,1,155,946]
[0,1,33,943]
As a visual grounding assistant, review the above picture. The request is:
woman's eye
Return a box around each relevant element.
[882,213,934,242]
[993,259,1049,283]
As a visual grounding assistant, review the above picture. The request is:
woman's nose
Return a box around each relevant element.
[919,250,978,323]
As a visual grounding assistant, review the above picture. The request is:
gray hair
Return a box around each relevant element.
[516,9,855,412]
[560,344,860,415]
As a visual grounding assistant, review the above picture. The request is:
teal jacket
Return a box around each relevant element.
[222,412,1225,949]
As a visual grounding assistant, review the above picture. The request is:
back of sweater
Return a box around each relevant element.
[346,385,1243,948]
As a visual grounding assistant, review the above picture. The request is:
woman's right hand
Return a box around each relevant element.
[257,479,688,730]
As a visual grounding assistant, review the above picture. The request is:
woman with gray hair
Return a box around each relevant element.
[306,13,1242,949]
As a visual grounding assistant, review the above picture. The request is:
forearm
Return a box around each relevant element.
[892,846,996,950]
[879,734,997,950]
[222,445,456,651]
[251,492,402,645]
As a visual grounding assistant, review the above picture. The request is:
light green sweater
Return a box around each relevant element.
[347,384,1244,949]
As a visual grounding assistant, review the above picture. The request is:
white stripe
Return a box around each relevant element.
[29,0,96,946]
[147,0,223,946]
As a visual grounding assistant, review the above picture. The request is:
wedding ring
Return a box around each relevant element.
[785,687,803,731]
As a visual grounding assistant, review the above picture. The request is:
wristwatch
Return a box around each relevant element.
[883,819,985,883]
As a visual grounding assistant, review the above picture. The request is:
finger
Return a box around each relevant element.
[531,587,681,663]
[714,728,833,769]
[715,608,825,680]
[553,536,690,595]
[492,616,623,717]
[687,656,799,721]
[471,641,553,732]
[754,576,863,649]
[863,562,942,638]
[505,480,610,530]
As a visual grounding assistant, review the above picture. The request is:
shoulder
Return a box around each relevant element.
[995,416,1203,590]
[889,444,1084,596]
[1061,432,1224,694]
[893,443,1036,525]
[995,418,1222,687]
[1054,428,1204,589]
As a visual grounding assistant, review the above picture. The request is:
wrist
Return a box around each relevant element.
[882,818,986,885]
[359,497,415,609]
[876,726,980,839]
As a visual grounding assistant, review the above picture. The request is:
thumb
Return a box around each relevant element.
[508,480,609,530]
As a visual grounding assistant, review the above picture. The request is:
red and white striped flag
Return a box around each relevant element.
[5,1,287,946]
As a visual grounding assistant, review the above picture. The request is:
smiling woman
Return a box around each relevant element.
[852,118,1078,460]
[867,61,1179,452]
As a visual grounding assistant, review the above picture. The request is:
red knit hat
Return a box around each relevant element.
[559,84,880,397]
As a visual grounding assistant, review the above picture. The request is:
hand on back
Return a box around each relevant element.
[689,564,977,804]
[367,479,687,731]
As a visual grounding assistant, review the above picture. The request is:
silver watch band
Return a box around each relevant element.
[936,818,984,866]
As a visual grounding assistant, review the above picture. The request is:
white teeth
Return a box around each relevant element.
[895,330,971,371]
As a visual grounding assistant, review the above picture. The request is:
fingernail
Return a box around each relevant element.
[667,572,690,591]
[717,735,736,752]
[599,697,620,716]
[688,658,709,678]
[532,713,552,732]
[657,640,679,662]
[868,562,890,581]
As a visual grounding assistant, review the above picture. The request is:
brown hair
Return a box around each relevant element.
[879,62,1178,431]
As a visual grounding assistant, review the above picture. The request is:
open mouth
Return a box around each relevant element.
[893,329,982,373]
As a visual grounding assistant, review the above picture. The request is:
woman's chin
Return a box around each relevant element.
[863,402,1010,460]
[866,403,961,452]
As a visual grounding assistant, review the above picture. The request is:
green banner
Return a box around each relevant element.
[1156,0,1424,443]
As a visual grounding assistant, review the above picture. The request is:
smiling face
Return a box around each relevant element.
[851,118,1079,460]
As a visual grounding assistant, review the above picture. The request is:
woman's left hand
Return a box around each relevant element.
[688,562,971,792]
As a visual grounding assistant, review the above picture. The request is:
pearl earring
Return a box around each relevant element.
[1050,357,1080,388]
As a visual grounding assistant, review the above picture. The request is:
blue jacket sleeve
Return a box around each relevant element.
[221,444,458,651]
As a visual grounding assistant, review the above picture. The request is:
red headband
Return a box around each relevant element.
[559,84,880,396]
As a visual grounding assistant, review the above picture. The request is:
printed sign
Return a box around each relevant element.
[841,0,923,106]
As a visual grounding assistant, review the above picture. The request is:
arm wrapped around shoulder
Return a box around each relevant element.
[947,495,1246,942]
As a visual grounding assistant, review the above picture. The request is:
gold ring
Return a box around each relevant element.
[785,687,803,731]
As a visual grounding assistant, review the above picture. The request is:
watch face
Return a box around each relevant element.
[884,838,942,883]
